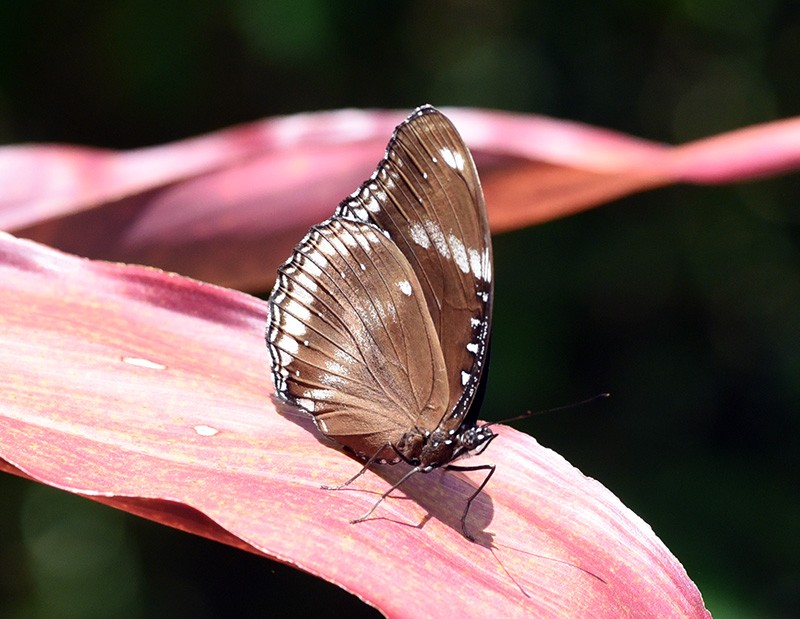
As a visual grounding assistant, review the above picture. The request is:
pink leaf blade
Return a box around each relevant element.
[665,116,800,183]
[0,232,709,617]
[3,109,798,290]
[0,109,405,229]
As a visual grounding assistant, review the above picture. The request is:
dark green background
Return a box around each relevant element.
[1,2,798,617]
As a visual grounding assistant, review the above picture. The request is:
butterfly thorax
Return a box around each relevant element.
[395,425,495,470]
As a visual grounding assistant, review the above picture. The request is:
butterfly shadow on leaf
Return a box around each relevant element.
[273,396,496,546]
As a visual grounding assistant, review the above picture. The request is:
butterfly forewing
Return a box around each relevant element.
[336,106,492,431]
[267,217,450,459]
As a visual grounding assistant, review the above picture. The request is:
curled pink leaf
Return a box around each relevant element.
[2,108,798,290]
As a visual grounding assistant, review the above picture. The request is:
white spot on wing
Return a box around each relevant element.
[461,371,471,386]
[397,280,412,296]
[296,272,319,293]
[281,312,307,337]
[272,288,287,305]
[448,232,470,274]
[469,248,484,280]
[276,348,293,367]
[302,257,323,277]
[365,195,380,212]
[426,222,449,259]
[278,334,299,355]
[334,349,351,362]
[322,361,347,386]
[298,397,315,412]
[304,388,335,401]
[409,222,431,249]
[289,283,313,306]
[286,297,311,321]
[439,147,465,171]
[466,342,479,354]
[318,237,336,256]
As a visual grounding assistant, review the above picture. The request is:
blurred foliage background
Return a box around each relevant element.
[1,1,799,617]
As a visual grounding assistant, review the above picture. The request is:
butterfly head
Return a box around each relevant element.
[395,423,496,470]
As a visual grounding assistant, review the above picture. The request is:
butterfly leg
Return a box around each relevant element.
[444,463,496,541]
[350,466,422,525]
[321,442,392,490]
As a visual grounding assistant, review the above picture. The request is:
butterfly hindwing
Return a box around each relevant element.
[267,217,450,458]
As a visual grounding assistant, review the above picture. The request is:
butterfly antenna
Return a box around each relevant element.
[493,541,607,585]
[485,392,610,427]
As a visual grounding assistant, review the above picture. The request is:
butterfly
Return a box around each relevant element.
[266,105,495,540]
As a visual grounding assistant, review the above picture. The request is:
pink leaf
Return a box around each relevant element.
[3,108,798,290]
[0,232,710,617]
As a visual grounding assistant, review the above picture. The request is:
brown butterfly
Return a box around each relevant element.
[266,105,494,540]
